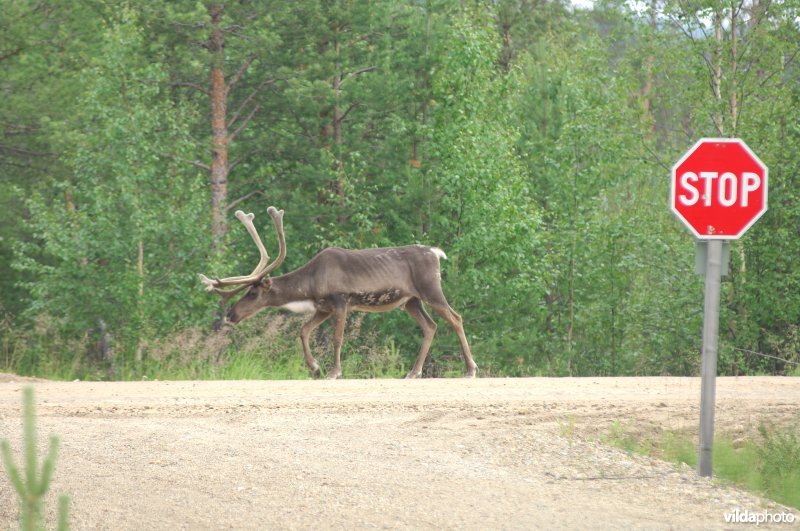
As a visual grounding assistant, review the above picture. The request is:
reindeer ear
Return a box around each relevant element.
[260,277,273,289]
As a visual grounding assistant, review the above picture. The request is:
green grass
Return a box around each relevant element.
[602,419,651,454]
[661,430,697,467]
[604,421,800,510]
[139,350,313,381]
[1,312,416,381]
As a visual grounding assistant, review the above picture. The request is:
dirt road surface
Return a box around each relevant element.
[1,376,798,530]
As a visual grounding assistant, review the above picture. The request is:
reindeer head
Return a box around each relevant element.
[199,206,286,324]
[225,277,279,324]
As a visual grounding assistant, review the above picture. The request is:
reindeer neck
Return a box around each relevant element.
[267,268,314,307]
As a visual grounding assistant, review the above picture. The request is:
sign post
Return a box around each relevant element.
[698,239,722,477]
[670,138,768,477]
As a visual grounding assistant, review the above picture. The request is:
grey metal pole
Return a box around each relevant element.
[698,239,723,477]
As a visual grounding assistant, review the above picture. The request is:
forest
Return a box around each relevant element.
[1,0,799,380]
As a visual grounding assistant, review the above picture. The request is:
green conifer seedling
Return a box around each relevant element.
[1,386,69,530]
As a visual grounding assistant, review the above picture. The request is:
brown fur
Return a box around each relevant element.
[226,245,478,380]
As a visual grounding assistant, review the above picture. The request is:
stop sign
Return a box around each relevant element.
[671,138,768,239]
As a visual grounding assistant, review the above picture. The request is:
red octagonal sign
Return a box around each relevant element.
[671,138,768,240]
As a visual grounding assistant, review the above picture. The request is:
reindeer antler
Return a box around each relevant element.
[199,206,286,297]
[261,206,286,277]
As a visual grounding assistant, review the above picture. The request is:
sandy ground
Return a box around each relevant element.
[0,376,798,530]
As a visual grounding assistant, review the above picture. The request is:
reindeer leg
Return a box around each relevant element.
[404,298,437,379]
[300,310,331,379]
[327,303,347,380]
[430,303,478,378]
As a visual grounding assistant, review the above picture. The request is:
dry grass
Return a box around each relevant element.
[141,326,231,369]
[1,308,420,380]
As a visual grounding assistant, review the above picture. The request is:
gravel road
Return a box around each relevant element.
[0,376,798,530]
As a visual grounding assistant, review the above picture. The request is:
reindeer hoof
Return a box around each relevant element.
[465,366,478,378]
[326,369,342,380]
[404,371,421,379]
[310,366,322,379]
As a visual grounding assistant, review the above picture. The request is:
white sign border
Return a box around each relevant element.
[670,137,769,240]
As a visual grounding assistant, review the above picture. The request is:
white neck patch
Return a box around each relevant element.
[280,300,316,314]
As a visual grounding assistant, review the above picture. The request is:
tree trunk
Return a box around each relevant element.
[209,4,229,245]
[137,239,144,300]
[729,1,738,134]
[332,26,346,222]
[641,0,656,138]
[730,2,747,331]
[419,4,433,235]
[712,7,724,135]
[135,238,145,362]
[499,20,513,73]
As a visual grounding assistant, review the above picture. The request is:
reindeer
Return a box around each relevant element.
[199,205,478,380]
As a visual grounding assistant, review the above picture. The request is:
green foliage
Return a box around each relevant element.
[713,439,763,492]
[0,314,87,381]
[608,422,800,510]
[604,420,635,452]
[132,313,306,380]
[12,7,210,364]
[2,1,800,379]
[757,423,800,509]
[1,387,70,530]
[661,430,697,467]
[422,12,547,372]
